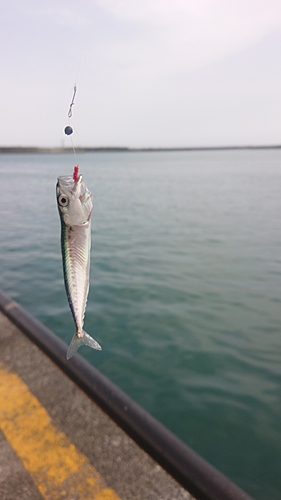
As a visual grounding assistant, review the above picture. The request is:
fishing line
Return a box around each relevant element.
[64,93,79,180]
[64,51,83,181]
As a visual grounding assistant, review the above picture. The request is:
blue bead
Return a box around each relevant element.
[64,126,73,135]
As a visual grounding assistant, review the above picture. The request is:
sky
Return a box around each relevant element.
[1,0,281,148]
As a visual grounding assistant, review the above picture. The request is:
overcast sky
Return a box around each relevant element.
[1,0,281,148]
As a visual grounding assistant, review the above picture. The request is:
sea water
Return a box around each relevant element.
[0,149,280,499]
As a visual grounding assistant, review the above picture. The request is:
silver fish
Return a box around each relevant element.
[56,173,102,359]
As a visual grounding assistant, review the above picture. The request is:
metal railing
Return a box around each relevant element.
[0,290,254,500]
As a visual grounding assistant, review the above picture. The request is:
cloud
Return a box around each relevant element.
[95,0,281,73]
[40,7,91,27]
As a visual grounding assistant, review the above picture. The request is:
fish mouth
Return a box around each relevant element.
[57,175,83,197]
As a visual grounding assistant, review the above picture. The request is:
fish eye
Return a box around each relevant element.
[58,194,69,207]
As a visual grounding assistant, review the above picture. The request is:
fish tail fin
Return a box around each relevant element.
[66,331,102,360]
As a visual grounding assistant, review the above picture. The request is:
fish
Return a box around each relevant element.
[56,171,102,359]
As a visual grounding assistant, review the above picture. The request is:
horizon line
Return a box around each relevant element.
[0,144,281,153]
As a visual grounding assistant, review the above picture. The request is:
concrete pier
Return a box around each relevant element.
[0,310,193,500]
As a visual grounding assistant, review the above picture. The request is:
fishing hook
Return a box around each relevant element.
[68,85,77,118]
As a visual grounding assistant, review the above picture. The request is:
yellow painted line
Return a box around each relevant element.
[0,365,121,500]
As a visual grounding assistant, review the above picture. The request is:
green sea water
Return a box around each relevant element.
[0,149,281,499]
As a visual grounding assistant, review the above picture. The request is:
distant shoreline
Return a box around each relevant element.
[0,145,281,154]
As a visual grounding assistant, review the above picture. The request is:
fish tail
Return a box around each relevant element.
[66,331,102,360]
